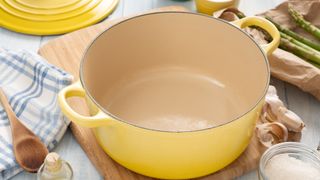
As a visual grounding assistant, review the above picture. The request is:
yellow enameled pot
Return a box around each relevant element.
[59,12,279,179]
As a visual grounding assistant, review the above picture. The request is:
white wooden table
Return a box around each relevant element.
[1,0,319,179]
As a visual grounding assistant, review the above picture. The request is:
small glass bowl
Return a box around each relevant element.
[259,142,320,180]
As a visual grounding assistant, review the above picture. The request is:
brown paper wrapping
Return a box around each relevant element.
[262,0,320,100]
[214,1,320,100]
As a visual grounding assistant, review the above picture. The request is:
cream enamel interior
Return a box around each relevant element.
[81,12,269,132]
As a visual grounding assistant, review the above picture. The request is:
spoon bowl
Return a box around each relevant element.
[14,136,49,172]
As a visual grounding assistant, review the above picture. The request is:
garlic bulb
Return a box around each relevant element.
[256,86,305,147]
[259,86,305,132]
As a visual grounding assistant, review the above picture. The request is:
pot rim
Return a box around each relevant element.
[79,11,271,133]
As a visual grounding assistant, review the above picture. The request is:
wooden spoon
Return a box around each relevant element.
[0,88,49,172]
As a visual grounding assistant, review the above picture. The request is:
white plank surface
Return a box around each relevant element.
[0,0,319,179]
[0,28,41,52]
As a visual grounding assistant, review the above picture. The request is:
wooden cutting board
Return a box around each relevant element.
[38,6,295,180]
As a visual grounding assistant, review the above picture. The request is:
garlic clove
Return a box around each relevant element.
[260,104,269,123]
[213,7,244,20]
[265,103,278,122]
[269,122,289,142]
[219,12,239,21]
[260,111,268,123]
[278,107,305,132]
[258,132,274,148]
[223,8,244,16]
[267,85,278,97]
[256,122,288,148]
[260,103,278,123]
[265,96,284,114]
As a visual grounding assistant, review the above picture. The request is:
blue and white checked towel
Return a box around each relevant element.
[0,49,73,179]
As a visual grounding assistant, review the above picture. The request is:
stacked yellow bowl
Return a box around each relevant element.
[0,0,119,35]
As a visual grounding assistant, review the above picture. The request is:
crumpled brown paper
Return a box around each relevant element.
[214,1,320,100]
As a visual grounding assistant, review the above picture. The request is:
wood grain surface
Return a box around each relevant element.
[2,1,318,180]
[37,5,300,180]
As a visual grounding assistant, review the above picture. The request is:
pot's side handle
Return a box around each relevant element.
[232,16,280,56]
[58,81,111,128]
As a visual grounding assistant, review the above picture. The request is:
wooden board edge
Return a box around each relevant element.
[38,6,188,55]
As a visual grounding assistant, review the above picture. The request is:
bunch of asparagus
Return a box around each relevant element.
[265,4,320,67]
[230,4,320,67]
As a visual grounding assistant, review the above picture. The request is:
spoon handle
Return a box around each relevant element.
[0,88,16,121]
[0,88,34,136]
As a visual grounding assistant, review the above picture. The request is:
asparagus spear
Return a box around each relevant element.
[308,61,320,69]
[280,32,319,54]
[288,4,320,39]
[265,16,320,51]
[279,37,320,64]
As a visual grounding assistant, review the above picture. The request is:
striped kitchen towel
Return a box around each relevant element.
[0,49,73,179]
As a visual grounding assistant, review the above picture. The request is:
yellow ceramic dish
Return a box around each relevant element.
[195,0,240,15]
[59,12,279,179]
[0,0,119,35]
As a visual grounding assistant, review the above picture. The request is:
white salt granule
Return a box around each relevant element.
[265,153,320,180]
[136,115,215,131]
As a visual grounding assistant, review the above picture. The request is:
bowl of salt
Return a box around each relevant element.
[259,142,320,180]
